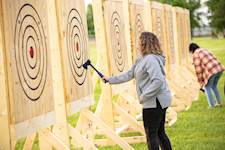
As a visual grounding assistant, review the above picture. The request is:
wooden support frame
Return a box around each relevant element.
[68,124,98,150]
[113,103,145,134]
[23,134,36,150]
[46,0,70,146]
[0,0,11,149]
[39,128,70,150]
[82,109,134,150]
[92,0,115,128]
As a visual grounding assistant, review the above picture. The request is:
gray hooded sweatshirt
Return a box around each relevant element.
[108,54,172,109]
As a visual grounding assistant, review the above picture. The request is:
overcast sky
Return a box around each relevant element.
[198,0,209,26]
[85,0,92,6]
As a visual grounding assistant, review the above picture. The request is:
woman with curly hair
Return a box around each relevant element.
[103,32,172,150]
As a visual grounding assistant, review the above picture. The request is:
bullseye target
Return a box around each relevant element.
[168,11,175,64]
[129,2,147,62]
[151,6,165,51]
[111,11,125,72]
[14,4,47,101]
[135,14,144,51]
[156,10,162,40]
[66,8,87,85]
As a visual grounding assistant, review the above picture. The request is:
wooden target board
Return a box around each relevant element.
[57,0,93,113]
[183,9,192,64]
[129,0,147,62]
[164,5,176,72]
[103,0,130,94]
[150,2,169,70]
[150,2,167,56]
[175,7,188,65]
[1,0,55,138]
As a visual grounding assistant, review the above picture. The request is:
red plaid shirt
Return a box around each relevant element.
[193,48,224,87]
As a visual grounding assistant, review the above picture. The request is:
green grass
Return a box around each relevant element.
[15,37,225,149]
[165,37,225,150]
[89,40,98,66]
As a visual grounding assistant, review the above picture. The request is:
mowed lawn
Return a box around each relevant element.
[166,37,225,150]
[15,37,225,150]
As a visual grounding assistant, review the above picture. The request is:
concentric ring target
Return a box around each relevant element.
[111,11,125,72]
[156,11,162,39]
[168,12,175,64]
[135,14,144,52]
[14,4,47,101]
[66,9,87,85]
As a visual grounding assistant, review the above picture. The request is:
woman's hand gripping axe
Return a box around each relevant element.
[83,59,108,83]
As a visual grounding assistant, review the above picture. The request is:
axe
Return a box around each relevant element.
[83,59,108,83]
[200,88,205,93]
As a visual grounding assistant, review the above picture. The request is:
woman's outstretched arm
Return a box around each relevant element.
[103,61,137,84]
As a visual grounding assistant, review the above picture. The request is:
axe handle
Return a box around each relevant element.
[89,64,108,83]
[200,88,205,93]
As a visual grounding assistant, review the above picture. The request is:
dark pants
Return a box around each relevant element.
[143,99,172,150]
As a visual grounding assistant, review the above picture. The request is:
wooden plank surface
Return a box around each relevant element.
[103,0,131,94]
[150,2,169,72]
[129,0,148,61]
[56,0,93,107]
[47,0,70,145]
[1,0,55,138]
[103,0,129,75]
[0,0,11,148]
[174,7,187,66]
[69,125,98,150]
[92,0,115,129]
[163,4,176,75]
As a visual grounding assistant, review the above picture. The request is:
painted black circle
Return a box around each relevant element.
[14,4,47,101]
[111,11,125,72]
[66,9,87,85]
[135,14,144,53]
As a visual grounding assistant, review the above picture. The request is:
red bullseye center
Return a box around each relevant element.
[76,42,79,52]
[29,46,34,58]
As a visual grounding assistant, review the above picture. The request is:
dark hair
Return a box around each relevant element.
[189,43,200,53]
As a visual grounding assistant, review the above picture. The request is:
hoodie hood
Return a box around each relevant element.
[156,54,166,66]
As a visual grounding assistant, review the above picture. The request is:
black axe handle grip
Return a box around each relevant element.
[89,64,108,83]
[200,88,205,93]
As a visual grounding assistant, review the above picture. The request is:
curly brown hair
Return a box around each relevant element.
[139,32,163,56]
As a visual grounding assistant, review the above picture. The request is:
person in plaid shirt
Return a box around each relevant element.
[189,43,224,108]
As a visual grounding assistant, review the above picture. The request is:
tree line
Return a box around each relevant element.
[86,0,225,38]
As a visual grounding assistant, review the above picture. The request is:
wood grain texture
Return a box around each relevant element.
[56,0,93,106]
[129,0,148,62]
[1,0,55,138]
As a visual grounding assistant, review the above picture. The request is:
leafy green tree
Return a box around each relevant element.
[151,0,202,33]
[206,0,225,36]
[86,4,95,38]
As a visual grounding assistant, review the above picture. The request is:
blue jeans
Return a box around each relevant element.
[205,72,223,107]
